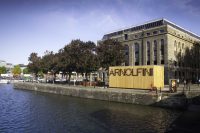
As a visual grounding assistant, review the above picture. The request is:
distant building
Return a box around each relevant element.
[0,60,6,67]
[100,18,200,84]
[18,64,27,74]
[0,60,14,73]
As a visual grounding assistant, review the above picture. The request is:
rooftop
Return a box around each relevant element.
[103,18,200,40]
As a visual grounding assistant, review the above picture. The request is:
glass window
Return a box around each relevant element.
[146,33,150,36]
[178,42,181,48]
[147,41,150,65]
[135,35,138,38]
[161,39,164,64]
[174,41,177,56]
[153,31,158,34]
[135,43,139,65]
[154,40,157,65]
[124,34,128,40]
[160,29,164,33]
[182,43,184,49]
[125,45,129,66]
[174,41,177,51]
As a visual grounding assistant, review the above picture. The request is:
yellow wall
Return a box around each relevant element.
[109,65,164,89]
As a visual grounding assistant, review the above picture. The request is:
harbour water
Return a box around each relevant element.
[0,84,191,133]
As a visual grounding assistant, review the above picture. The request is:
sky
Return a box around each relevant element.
[0,0,200,65]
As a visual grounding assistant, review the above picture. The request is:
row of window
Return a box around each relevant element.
[124,39,165,65]
[146,29,165,36]
[171,30,196,43]
[124,29,165,40]
[103,20,164,40]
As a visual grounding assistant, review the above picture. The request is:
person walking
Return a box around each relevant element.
[183,79,186,92]
[198,79,200,86]
[177,79,179,87]
[188,79,191,91]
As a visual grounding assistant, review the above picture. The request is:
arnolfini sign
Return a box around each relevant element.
[109,66,164,89]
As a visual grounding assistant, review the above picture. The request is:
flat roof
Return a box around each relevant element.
[103,18,200,40]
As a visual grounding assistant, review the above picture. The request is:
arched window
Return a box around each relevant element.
[178,42,181,48]
[135,43,139,65]
[154,40,157,65]
[161,39,164,64]
[174,41,177,56]
[147,41,150,65]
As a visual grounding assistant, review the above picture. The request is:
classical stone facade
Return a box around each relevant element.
[101,19,200,84]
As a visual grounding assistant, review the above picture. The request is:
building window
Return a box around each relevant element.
[160,29,164,33]
[124,34,128,40]
[124,45,129,66]
[135,43,139,65]
[178,42,181,49]
[161,39,164,64]
[146,33,150,36]
[174,41,177,56]
[154,40,157,65]
[147,41,150,65]
[135,35,138,38]
[153,31,158,34]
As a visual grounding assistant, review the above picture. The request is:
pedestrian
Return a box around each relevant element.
[198,79,200,86]
[183,79,186,91]
[188,79,191,91]
[177,79,179,87]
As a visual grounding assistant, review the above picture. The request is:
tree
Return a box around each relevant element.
[58,39,98,81]
[61,39,85,82]
[40,51,55,74]
[27,52,41,78]
[40,51,59,83]
[77,41,98,79]
[23,68,30,74]
[96,39,125,70]
[12,65,21,76]
[0,66,6,74]
[176,42,200,81]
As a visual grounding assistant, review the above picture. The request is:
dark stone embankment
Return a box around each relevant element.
[13,82,200,110]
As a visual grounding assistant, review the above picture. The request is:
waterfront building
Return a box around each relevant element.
[101,18,200,84]
[0,60,7,67]
[18,64,27,72]
[0,60,14,73]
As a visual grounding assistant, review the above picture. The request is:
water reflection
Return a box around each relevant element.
[0,84,181,133]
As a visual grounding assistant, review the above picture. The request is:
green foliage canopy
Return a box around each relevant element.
[96,39,125,70]
[12,65,21,75]
[0,66,6,74]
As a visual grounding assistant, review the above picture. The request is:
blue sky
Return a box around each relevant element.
[0,0,200,65]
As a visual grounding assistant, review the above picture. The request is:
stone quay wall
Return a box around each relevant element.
[13,82,188,109]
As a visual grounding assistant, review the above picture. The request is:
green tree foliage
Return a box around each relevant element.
[77,41,98,78]
[40,51,58,74]
[0,66,6,74]
[12,65,21,75]
[176,42,200,80]
[27,39,126,82]
[58,39,98,81]
[96,39,125,70]
[23,68,30,74]
[176,42,200,68]
[28,52,41,77]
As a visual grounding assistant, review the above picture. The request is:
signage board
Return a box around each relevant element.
[109,65,164,89]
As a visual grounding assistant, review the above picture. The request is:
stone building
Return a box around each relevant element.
[101,18,200,84]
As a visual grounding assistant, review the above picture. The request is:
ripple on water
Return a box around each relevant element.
[0,84,182,133]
